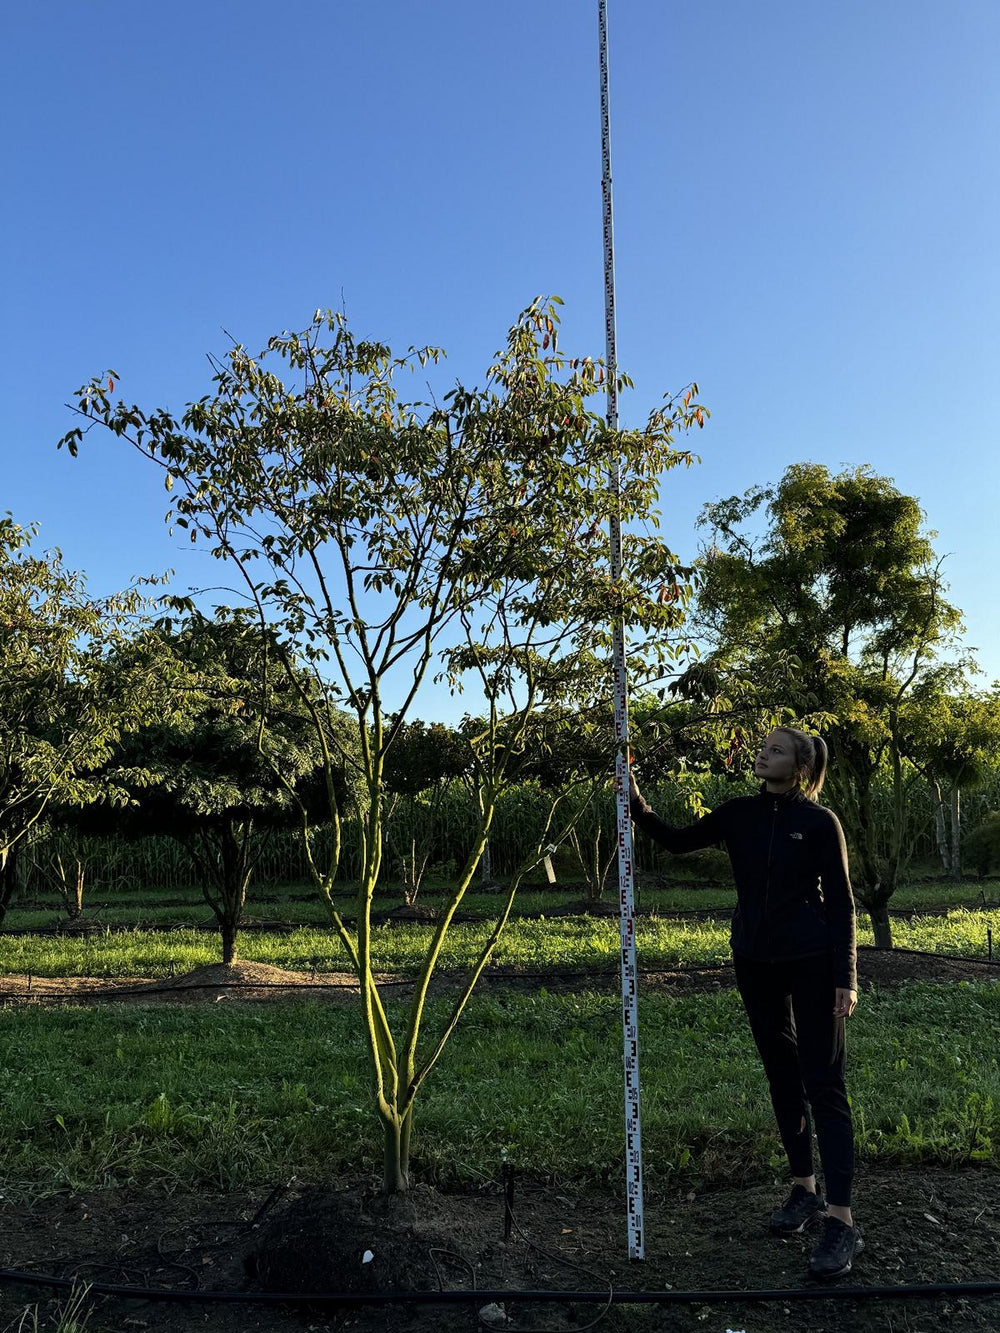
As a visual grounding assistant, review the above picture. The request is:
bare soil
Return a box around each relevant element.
[0,1167,997,1332]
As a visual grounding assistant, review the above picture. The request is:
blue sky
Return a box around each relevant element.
[4,1,999,715]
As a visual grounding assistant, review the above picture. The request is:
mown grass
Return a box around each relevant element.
[1,908,997,979]
[0,983,996,1201]
[7,871,998,935]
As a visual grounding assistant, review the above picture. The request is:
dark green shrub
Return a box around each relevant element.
[964,811,1000,878]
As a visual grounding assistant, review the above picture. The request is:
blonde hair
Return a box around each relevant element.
[774,727,828,800]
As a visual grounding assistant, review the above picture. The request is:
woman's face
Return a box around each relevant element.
[753,731,797,786]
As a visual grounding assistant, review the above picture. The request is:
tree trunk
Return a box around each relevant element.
[382,1111,412,1194]
[867,901,894,949]
[221,919,239,965]
[587,831,601,901]
[948,786,962,881]
[932,781,949,874]
[0,842,20,926]
[217,822,249,965]
[480,838,492,885]
[68,859,85,918]
[400,1108,413,1184]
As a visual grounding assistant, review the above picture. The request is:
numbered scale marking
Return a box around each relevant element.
[599,0,645,1262]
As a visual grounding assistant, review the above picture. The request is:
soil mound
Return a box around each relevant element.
[250,1184,470,1296]
[136,961,358,1004]
[372,903,438,925]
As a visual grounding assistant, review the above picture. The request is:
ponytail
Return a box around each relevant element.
[808,735,828,800]
[775,727,828,801]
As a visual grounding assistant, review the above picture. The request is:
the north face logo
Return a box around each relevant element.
[789,832,803,840]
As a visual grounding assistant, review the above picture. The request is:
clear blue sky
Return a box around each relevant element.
[4,1,999,713]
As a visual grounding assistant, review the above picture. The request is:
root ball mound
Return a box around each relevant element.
[250,1184,464,1295]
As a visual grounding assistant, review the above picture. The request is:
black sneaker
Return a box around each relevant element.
[808,1215,864,1280]
[769,1185,826,1235]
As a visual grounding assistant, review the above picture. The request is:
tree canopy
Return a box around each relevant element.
[672,462,972,943]
[62,299,707,1191]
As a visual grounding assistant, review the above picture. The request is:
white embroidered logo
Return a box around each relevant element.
[789,832,803,840]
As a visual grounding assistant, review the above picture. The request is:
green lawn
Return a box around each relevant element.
[0,983,996,1201]
[0,908,996,979]
[6,871,998,935]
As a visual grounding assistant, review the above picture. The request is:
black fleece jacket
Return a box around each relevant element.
[631,785,857,990]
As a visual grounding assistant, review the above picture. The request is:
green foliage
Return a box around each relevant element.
[964,811,1000,878]
[382,724,474,901]
[674,462,974,933]
[46,609,355,961]
[382,722,472,797]
[60,299,708,1190]
[0,516,178,922]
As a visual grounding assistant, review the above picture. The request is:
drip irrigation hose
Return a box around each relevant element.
[1,1267,999,1307]
[0,946,996,1005]
[0,962,738,1003]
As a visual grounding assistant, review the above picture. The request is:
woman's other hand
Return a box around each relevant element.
[833,987,857,1018]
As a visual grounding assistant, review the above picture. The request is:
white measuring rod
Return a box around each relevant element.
[599,0,645,1261]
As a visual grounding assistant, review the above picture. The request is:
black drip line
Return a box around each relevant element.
[1,1267,999,1308]
[0,946,997,1005]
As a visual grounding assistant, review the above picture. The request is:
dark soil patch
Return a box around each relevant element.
[0,1167,997,1332]
[0,961,363,1007]
[857,946,1000,988]
[371,903,439,925]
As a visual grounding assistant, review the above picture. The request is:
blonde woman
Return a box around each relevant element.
[630,727,861,1280]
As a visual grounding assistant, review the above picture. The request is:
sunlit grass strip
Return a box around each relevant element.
[2,909,998,979]
[7,875,997,935]
[0,983,996,1200]
[0,919,733,977]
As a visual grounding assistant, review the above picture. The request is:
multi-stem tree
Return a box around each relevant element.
[61,298,704,1190]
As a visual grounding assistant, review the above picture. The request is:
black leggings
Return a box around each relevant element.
[733,951,854,1207]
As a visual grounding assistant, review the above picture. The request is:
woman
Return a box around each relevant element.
[629,727,862,1280]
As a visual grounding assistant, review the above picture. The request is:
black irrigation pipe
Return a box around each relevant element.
[1,954,997,1002]
[859,943,998,966]
[1,950,997,1006]
[1,1267,999,1307]
[0,962,741,1005]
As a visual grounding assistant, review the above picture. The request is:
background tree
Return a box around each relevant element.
[61,298,705,1192]
[381,721,473,904]
[0,517,170,925]
[60,610,346,963]
[676,462,970,945]
[512,707,618,899]
[908,689,1000,880]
